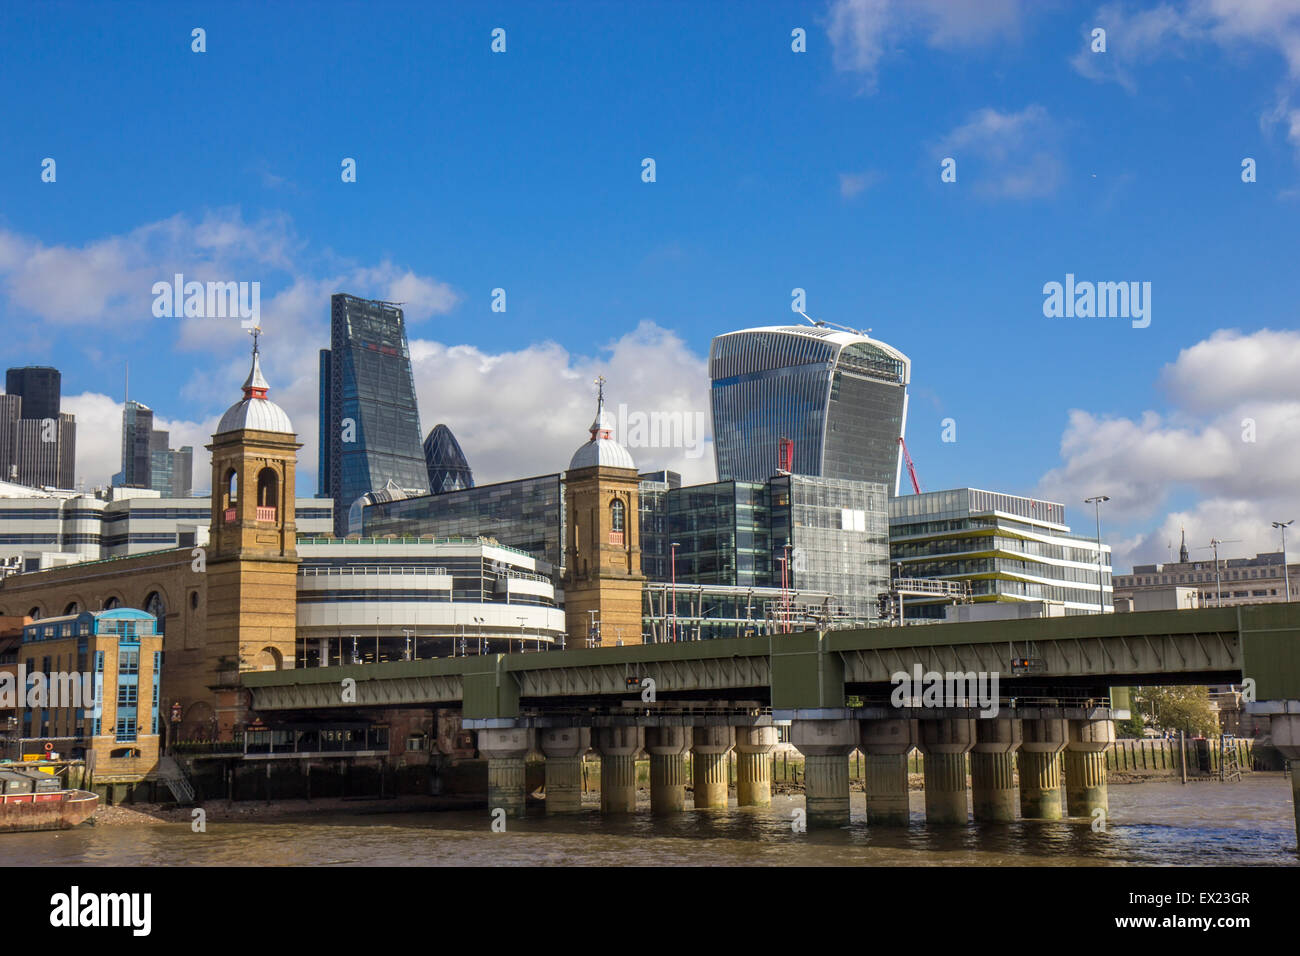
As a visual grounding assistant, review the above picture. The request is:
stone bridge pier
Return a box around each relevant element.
[1019,717,1068,820]
[859,718,915,826]
[596,726,643,814]
[971,718,1022,823]
[644,725,691,815]
[790,717,858,827]
[692,725,735,810]
[539,726,590,814]
[918,718,975,825]
[735,726,779,807]
[1064,718,1114,819]
[476,725,533,818]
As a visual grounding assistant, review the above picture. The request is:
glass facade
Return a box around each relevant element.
[710,327,909,494]
[320,294,431,536]
[362,473,565,566]
[888,488,1112,618]
[423,423,475,494]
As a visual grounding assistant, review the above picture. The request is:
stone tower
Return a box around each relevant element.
[204,331,301,738]
[563,379,644,647]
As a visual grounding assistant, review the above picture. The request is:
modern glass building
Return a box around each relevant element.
[319,294,431,535]
[643,473,889,619]
[2,366,76,490]
[114,401,192,497]
[362,473,565,567]
[5,367,61,422]
[888,488,1113,619]
[709,325,910,494]
[423,424,475,494]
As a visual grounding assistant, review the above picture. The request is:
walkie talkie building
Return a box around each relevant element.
[709,325,910,494]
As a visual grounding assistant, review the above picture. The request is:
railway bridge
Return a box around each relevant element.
[243,604,1300,835]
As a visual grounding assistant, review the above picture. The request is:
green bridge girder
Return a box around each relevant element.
[241,603,1300,718]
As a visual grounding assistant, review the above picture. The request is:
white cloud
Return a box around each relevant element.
[824,0,1029,92]
[1035,328,1300,569]
[933,105,1063,198]
[839,169,882,198]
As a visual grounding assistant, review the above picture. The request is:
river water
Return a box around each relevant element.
[5,777,1296,866]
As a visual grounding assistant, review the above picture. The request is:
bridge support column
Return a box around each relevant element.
[644,726,691,815]
[859,719,916,825]
[691,725,735,810]
[971,717,1022,823]
[918,718,975,825]
[791,719,858,827]
[735,726,778,807]
[595,727,643,814]
[1065,718,1114,818]
[476,726,532,818]
[1019,718,1068,820]
[539,726,589,814]
[1250,703,1300,843]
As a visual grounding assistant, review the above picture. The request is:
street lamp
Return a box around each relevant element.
[402,628,414,661]
[1084,496,1110,614]
[516,616,526,654]
[1273,520,1294,602]
[473,616,485,655]
[670,541,681,643]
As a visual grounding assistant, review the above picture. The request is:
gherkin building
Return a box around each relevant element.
[424,423,475,494]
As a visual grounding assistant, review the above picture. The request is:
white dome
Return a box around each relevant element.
[569,438,635,471]
[215,345,295,435]
[217,397,294,435]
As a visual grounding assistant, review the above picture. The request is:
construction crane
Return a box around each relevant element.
[898,436,922,494]
[1195,537,1242,606]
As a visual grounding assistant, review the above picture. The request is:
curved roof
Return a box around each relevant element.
[710,324,910,385]
[215,349,295,436]
[568,387,635,471]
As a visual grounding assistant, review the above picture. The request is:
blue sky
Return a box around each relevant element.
[1,0,1298,569]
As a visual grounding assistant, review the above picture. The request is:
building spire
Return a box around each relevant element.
[1179,526,1189,563]
[589,375,612,440]
[242,326,269,400]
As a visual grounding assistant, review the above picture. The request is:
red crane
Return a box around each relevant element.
[898,436,922,494]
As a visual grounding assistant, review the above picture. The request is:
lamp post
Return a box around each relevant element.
[473,616,485,655]
[516,616,526,654]
[1084,496,1110,614]
[670,541,681,643]
[402,628,414,661]
[1273,520,1294,602]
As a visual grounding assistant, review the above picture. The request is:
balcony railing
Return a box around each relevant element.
[256,506,277,522]
[223,508,236,523]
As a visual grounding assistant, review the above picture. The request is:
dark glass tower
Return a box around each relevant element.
[320,294,431,535]
[423,424,475,494]
[5,366,61,422]
[709,325,910,495]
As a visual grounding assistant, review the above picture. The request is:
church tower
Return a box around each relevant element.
[205,331,301,737]
[563,379,644,647]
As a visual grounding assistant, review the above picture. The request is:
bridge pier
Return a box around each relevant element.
[1251,702,1300,843]
[971,717,1022,823]
[539,726,589,814]
[1064,718,1114,819]
[596,727,643,814]
[791,719,858,827]
[1019,719,1068,820]
[918,718,974,825]
[692,725,735,810]
[734,726,778,807]
[645,726,692,815]
[859,719,915,825]
[476,726,533,818]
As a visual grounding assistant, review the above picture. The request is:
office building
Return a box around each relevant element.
[319,294,431,536]
[115,400,192,498]
[2,366,76,490]
[1115,540,1298,608]
[423,424,475,494]
[888,488,1113,619]
[709,325,910,494]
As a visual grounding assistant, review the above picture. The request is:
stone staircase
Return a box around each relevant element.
[153,756,196,804]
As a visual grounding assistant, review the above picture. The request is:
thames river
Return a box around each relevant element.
[6,776,1297,866]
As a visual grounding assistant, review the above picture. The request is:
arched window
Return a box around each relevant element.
[63,601,79,615]
[103,596,120,610]
[223,468,238,513]
[144,591,166,635]
[256,467,279,521]
[610,499,625,532]
[27,606,41,621]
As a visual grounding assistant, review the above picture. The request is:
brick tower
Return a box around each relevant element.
[563,378,644,647]
[205,329,301,738]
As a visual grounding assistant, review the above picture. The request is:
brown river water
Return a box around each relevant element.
[4,776,1297,866]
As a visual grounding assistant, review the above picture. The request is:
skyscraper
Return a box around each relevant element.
[423,424,475,494]
[114,400,193,497]
[709,324,910,494]
[3,365,76,489]
[319,293,430,535]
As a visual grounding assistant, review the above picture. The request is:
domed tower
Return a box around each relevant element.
[204,331,301,737]
[563,378,644,647]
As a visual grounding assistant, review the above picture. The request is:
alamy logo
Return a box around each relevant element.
[615,403,707,459]
[49,887,151,936]
[151,273,260,328]
[0,667,96,710]
[890,665,1000,717]
[1042,274,1150,328]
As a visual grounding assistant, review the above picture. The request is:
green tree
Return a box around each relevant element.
[1133,686,1218,737]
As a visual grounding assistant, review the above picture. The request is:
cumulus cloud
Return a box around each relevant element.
[824,0,1029,92]
[1036,327,1300,569]
[407,320,715,488]
[933,105,1064,198]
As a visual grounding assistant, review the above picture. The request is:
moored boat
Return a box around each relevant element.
[0,785,98,833]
